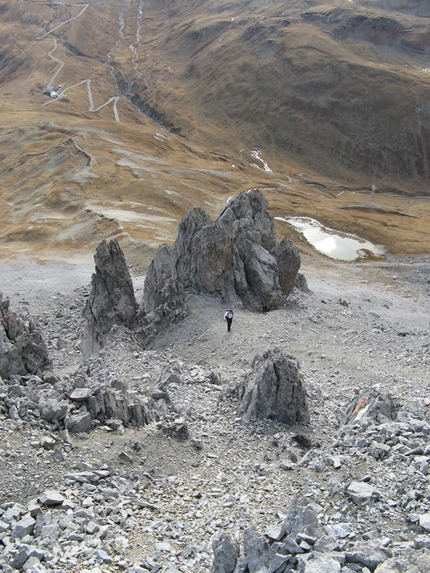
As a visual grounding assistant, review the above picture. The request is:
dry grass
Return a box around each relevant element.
[0,0,429,263]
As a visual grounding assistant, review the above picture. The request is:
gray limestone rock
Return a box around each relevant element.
[295,272,311,293]
[242,526,273,573]
[142,189,302,313]
[239,347,309,425]
[69,387,93,401]
[67,411,92,433]
[325,523,351,539]
[419,513,430,532]
[217,190,282,310]
[302,554,341,573]
[143,244,174,313]
[39,399,69,422]
[0,293,51,379]
[82,239,138,357]
[375,556,430,572]
[273,237,301,297]
[11,515,36,540]
[38,491,65,506]
[281,498,323,539]
[173,207,214,289]
[346,388,395,425]
[347,481,379,505]
[345,544,389,570]
[0,322,26,379]
[211,532,237,573]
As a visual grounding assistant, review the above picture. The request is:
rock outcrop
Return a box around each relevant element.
[82,239,138,357]
[0,293,51,380]
[143,189,301,312]
[238,347,310,425]
[211,498,396,573]
[274,238,302,297]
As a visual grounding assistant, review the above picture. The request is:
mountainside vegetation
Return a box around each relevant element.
[0,0,429,262]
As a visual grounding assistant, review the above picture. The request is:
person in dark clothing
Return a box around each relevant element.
[224,308,234,332]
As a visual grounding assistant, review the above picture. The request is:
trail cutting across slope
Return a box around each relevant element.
[31,0,121,121]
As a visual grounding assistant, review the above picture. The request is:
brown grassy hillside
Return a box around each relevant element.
[0,0,429,263]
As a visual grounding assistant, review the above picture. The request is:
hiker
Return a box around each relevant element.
[224,308,235,332]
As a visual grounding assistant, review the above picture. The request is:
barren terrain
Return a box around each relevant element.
[0,252,429,570]
[1,0,430,570]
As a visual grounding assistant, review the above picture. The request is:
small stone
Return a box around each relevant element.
[265,525,284,541]
[86,521,100,535]
[155,542,172,552]
[70,387,93,401]
[40,524,60,539]
[40,436,56,450]
[38,490,65,506]
[10,548,30,570]
[347,481,379,505]
[96,549,112,563]
[326,523,351,539]
[11,514,36,539]
[419,513,430,532]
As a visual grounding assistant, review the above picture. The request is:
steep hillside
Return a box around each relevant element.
[0,0,429,263]
[129,0,430,193]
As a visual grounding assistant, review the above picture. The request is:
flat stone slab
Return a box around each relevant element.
[419,513,430,532]
[38,490,65,506]
[69,387,93,401]
[347,481,379,505]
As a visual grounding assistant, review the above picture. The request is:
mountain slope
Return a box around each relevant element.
[0,0,430,262]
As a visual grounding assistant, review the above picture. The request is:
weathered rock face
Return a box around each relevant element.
[273,238,302,297]
[0,293,51,380]
[142,244,173,313]
[238,347,310,425]
[82,239,138,357]
[346,388,396,425]
[211,532,237,573]
[143,189,302,312]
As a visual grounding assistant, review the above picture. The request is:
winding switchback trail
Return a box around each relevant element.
[35,2,89,40]
[46,38,64,90]
[31,0,121,121]
[44,78,120,121]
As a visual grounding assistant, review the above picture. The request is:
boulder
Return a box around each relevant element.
[347,481,379,505]
[282,498,323,539]
[67,411,92,433]
[211,532,237,573]
[0,293,51,379]
[295,272,311,293]
[243,527,273,573]
[38,491,65,506]
[39,398,69,422]
[143,244,173,313]
[346,388,395,424]
[239,347,310,425]
[273,237,302,296]
[0,322,26,379]
[82,239,138,357]
[301,554,341,573]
